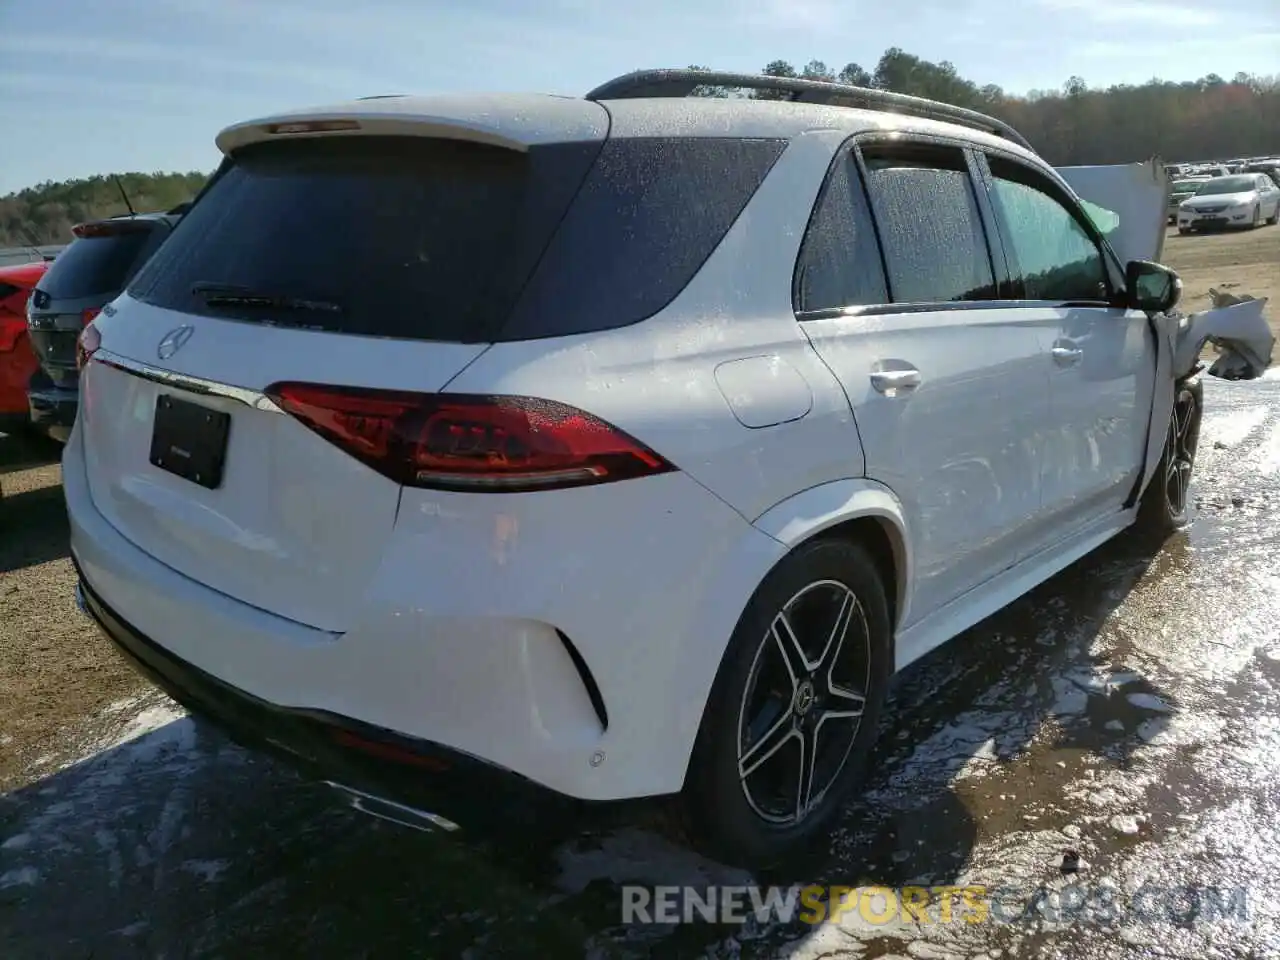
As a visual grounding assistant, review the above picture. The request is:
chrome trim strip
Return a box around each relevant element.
[94,349,284,414]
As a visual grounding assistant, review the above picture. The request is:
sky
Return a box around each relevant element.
[1,0,1277,194]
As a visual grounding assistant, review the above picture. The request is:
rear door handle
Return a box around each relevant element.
[869,368,922,395]
[1051,345,1083,366]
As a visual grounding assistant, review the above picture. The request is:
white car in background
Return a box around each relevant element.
[1177,173,1280,233]
[65,69,1273,869]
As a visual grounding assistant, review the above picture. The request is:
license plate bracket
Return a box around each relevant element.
[149,394,231,490]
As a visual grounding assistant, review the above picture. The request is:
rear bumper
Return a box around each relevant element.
[62,415,786,802]
[27,379,77,440]
[73,570,580,830]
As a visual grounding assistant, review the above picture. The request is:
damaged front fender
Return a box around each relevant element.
[1174,290,1273,381]
[1056,159,1276,507]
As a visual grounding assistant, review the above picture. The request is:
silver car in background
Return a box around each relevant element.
[1176,173,1280,233]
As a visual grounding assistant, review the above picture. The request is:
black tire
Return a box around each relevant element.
[1135,379,1202,536]
[682,538,892,869]
[1178,227,1190,235]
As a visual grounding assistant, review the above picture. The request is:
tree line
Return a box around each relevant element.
[0,171,208,248]
[690,48,1279,166]
[3,48,1277,247]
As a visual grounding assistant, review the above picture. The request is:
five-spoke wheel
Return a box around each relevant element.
[1138,378,1202,535]
[683,538,891,869]
[1163,386,1198,518]
[737,581,870,825]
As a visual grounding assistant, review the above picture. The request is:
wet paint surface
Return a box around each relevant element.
[4,375,1280,958]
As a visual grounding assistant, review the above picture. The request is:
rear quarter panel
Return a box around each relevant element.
[446,129,866,523]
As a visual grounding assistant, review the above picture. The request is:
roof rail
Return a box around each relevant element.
[585,69,1034,152]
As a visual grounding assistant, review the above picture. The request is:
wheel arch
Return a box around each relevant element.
[752,478,912,636]
[672,477,911,796]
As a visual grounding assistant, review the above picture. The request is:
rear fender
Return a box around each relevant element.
[661,478,910,793]
[752,478,912,631]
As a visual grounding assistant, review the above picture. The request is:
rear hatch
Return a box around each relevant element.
[28,219,171,389]
[80,120,609,631]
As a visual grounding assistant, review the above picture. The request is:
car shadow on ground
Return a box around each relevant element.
[0,528,1180,958]
[0,482,69,573]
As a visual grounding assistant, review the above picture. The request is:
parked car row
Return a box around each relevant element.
[0,208,185,444]
[1167,157,1280,183]
[0,209,184,510]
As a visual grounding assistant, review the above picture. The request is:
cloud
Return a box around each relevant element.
[731,0,845,30]
[1078,30,1280,59]
[1035,0,1220,26]
[0,34,395,94]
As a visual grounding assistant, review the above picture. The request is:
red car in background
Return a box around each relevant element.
[0,260,49,433]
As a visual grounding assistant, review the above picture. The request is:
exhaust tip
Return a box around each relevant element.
[325,781,461,834]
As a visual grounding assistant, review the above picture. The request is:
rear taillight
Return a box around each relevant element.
[76,321,101,371]
[264,383,675,493]
[82,307,101,326]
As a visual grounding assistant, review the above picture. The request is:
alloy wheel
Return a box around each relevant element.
[736,580,871,825]
[1164,389,1198,517]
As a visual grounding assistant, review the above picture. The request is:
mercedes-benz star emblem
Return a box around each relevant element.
[157,325,195,361]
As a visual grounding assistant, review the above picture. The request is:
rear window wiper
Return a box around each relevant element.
[191,281,343,315]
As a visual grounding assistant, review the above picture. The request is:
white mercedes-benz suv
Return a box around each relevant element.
[68,69,1203,868]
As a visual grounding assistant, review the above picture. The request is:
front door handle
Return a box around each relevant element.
[1051,345,1083,366]
[870,367,922,396]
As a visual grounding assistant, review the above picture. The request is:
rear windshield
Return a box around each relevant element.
[38,231,152,300]
[129,134,784,343]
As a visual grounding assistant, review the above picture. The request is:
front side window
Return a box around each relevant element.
[859,143,996,304]
[986,158,1110,302]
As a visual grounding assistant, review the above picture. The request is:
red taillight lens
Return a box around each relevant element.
[76,321,101,371]
[82,307,101,326]
[264,383,675,493]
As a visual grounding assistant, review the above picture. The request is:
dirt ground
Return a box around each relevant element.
[1161,221,1279,349]
[0,439,149,789]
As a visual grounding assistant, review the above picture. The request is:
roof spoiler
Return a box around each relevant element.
[71,218,155,239]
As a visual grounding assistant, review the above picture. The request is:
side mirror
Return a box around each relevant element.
[1126,260,1181,314]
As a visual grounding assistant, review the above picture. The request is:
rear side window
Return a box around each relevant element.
[986,157,1110,302]
[38,231,153,300]
[859,144,996,304]
[794,152,888,314]
[501,137,785,340]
